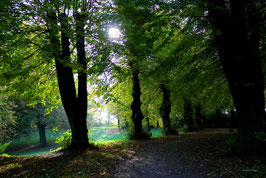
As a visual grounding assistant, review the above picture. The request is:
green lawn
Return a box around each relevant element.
[8,129,64,149]
[89,127,164,144]
[4,127,165,156]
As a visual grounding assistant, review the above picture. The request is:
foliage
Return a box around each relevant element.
[127,127,150,140]
[0,0,264,153]
[55,130,72,149]
[11,101,68,140]
[255,131,266,143]
[227,131,266,153]
[0,93,16,142]
[0,142,10,154]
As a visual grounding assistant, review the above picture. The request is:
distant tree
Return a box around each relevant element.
[114,0,160,139]
[195,104,204,130]
[183,98,196,132]
[13,100,67,147]
[159,83,177,135]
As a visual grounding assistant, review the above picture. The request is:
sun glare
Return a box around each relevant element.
[109,28,120,39]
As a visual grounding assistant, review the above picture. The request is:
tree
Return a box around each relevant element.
[183,97,196,132]
[195,103,204,130]
[159,83,177,135]
[12,100,67,147]
[207,0,265,141]
[113,0,160,139]
[1,0,112,149]
[45,0,101,148]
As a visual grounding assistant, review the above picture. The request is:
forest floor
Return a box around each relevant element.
[112,128,266,178]
[0,128,265,177]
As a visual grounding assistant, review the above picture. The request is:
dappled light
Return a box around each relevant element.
[0,0,265,177]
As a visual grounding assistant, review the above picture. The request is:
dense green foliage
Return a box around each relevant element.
[0,0,265,150]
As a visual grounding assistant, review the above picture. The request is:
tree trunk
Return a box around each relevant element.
[208,0,265,140]
[47,12,90,149]
[37,115,47,147]
[145,117,150,131]
[71,11,89,148]
[183,97,196,132]
[130,68,148,139]
[229,110,237,131]
[195,104,204,130]
[156,121,160,128]
[145,117,152,136]
[117,118,120,128]
[159,83,176,135]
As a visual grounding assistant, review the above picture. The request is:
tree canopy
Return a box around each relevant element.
[0,0,265,148]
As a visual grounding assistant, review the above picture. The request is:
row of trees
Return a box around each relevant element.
[1,0,265,148]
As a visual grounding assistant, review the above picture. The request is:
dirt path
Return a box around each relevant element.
[113,129,265,178]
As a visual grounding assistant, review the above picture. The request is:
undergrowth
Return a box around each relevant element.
[226,131,266,154]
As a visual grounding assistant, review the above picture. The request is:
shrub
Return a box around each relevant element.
[127,126,150,140]
[227,132,266,154]
[55,130,72,149]
[0,142,10,154]
[255,131,266,143]
[55,129,93,149]
[226,134,241,153]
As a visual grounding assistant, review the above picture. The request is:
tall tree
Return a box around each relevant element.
[207,0,265,141]
[46,0,99,148]
[183,97,196,132]
[130,65,146,139]
[0,0,109,149]
[159,83,177,135]
[114,0,159,139]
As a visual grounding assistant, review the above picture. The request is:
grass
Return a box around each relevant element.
[4,127,165,156]
[8,129,64,149]
[151,128,164,137]
[89,127,128,144]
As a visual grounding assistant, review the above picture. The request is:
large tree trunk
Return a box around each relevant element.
[208,0,265,140]
[130,68,148,139]
[48,12,90,149]
[72,11,89,148]
[159,83,177,135]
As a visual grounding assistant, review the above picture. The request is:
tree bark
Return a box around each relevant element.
[195,104,204,130]
[156,121,160,128]
[183,97,196,132]
[71,11,89,148]
[208,0,265,140]
[130,68,148,139]
[159,83,176,135]
[47,12,90,149]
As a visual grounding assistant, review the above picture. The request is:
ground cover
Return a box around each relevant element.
[1,129,265,177]
[4,128,164,156]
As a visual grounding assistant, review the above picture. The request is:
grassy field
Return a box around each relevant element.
[4,127,165,156]
[7,129,64,149]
